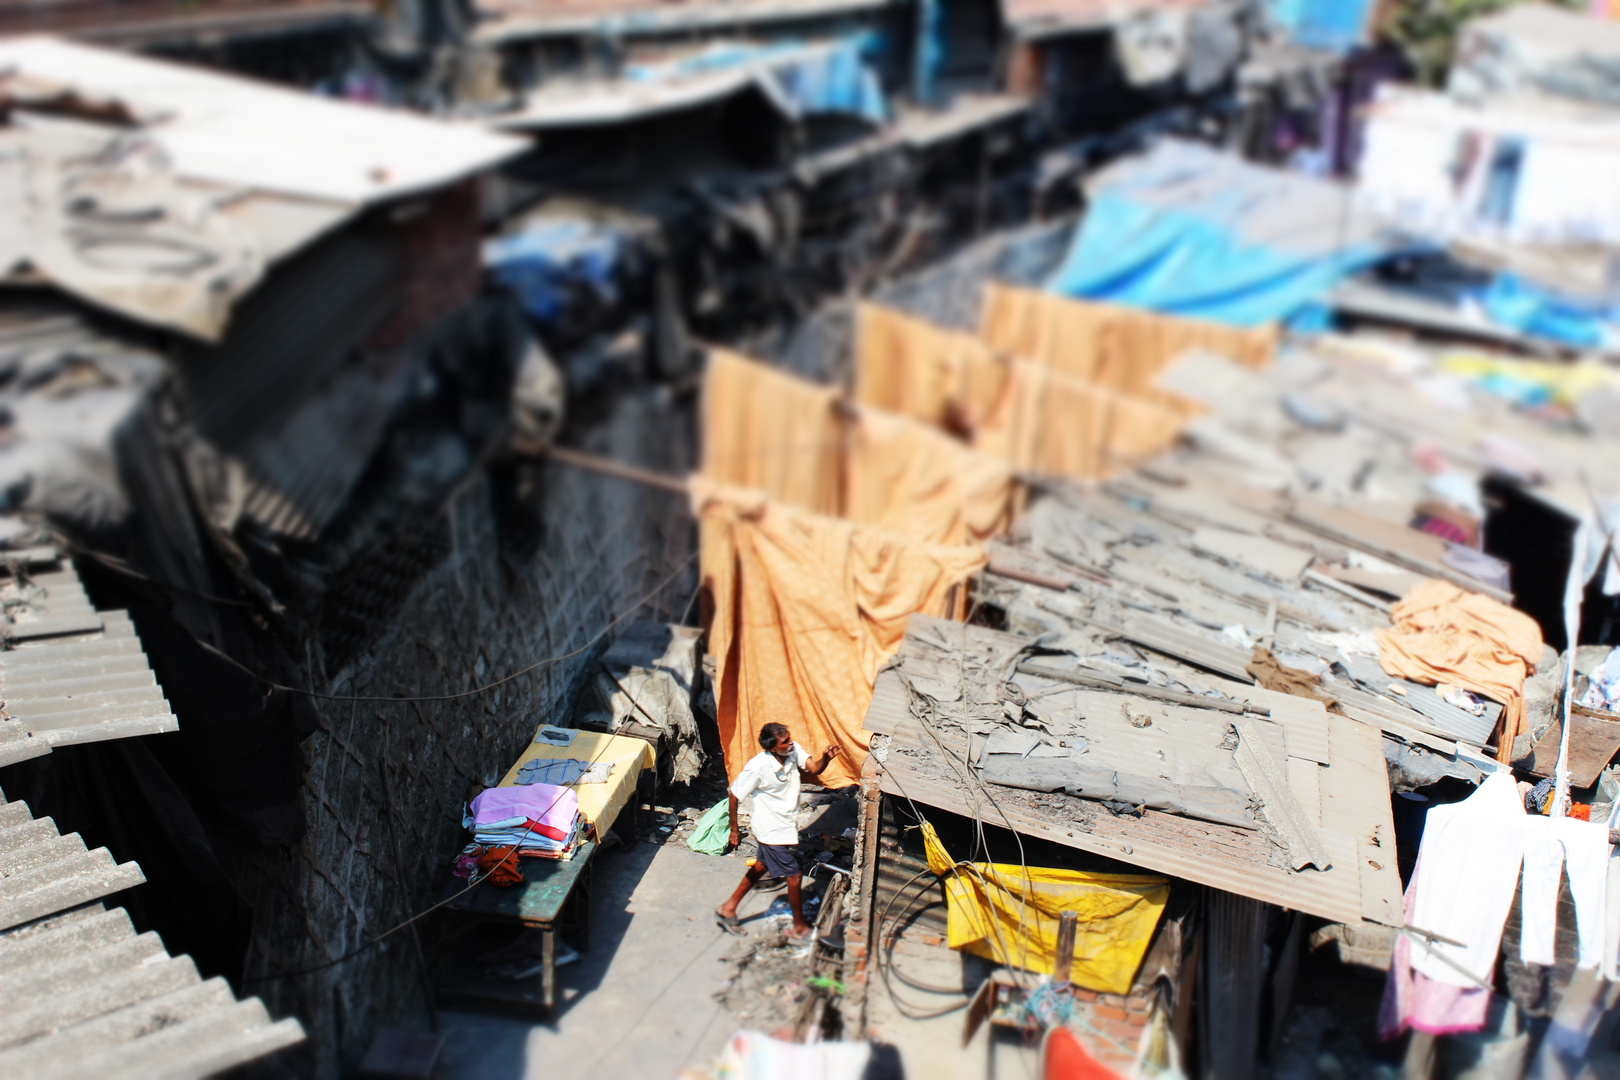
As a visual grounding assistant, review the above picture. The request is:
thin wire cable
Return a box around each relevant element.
[243,552,697,703]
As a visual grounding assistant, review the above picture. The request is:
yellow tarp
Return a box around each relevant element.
[921,822,1169,995]
[702,347,841,516]
[1441,352,1620,408]
[695,478,987,788]
[980,284,1277,396]
[497,727,654,838]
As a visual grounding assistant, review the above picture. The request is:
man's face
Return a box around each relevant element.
[770,732,795,759]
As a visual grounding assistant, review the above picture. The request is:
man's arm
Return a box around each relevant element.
[727,792,741,850]
[803,745,844,779]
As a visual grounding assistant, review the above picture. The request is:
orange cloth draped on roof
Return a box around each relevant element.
[845,406,1017,547]
[702,347,842,516]
[695,477,988,787]
[979,284,1278,397]
[1375,579,1546,763]
[854,304,1010,439]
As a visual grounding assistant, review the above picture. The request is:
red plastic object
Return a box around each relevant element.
[1041,1026,1125,1080]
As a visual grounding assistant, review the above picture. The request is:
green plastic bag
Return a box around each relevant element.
[687,799,731,855]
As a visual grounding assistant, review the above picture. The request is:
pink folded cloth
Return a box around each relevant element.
[469,783,580,832]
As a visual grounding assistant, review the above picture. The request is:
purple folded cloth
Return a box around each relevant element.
[469,784,579,832]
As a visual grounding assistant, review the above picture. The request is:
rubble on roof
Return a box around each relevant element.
[0,36,524,339]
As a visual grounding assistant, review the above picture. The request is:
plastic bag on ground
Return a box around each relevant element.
[687,799,732,855]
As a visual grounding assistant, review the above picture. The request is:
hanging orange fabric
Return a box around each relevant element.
[1103,388,1187,468]
[695,477,987,787]
[975,359,1112,481]
[980,284,1278,396]
[1376,579,1546,763]
[854,304,1011,440]
[702,347,842,516]
[845,405,1016,547]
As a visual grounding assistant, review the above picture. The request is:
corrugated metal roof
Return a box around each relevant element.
[0,550,179,752]
[0,791,306,1079]
[867,616,1405,928]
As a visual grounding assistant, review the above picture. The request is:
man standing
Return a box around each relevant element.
[716,723,843,941]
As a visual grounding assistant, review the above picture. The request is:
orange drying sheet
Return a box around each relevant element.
[1376,579,1545,761]
[975,359,1111,480]
[979,284,1278,395]
[856,303,1186,480]
[695,477,987,788]
[845,405,1016,547]
[702,347,841,516]
[854,304,1010,439]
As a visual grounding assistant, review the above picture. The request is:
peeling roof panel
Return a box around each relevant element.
[0,37,528,207]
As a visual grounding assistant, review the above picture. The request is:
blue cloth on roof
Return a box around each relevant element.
[485,220,625,323]
[1048,191,1388,327]
[1480,274,1617,350]
[1046,140,1399,327]
[1267,0,1375,53]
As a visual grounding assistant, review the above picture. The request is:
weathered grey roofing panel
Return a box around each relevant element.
[0,796,305,1075]
[0,557,176,748]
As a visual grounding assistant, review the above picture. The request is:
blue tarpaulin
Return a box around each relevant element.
[486,220,626,324]
[1480,275,1618,350]
[1047,141,1398,327]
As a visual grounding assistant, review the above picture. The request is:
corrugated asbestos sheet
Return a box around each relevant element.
[0,549,177,752]
[0,791,306,1079]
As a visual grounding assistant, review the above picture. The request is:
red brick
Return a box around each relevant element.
[1092,1005,1128,1022]
[1125,997,1152,1015]
[1072,989,1099,1002]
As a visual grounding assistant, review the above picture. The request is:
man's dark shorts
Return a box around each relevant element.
[757,843,801,880]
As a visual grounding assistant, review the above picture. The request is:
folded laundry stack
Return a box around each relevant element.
[468,784,587,860]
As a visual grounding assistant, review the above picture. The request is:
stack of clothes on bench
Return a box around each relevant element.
[466,784,588,861]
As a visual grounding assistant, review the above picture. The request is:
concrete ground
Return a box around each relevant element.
[862,919,1039,1080]
[437,837,770,1080]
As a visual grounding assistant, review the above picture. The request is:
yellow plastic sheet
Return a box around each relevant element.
[1440,352,1620,408]
[921,822,1169,995]
[696,479,986,789]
